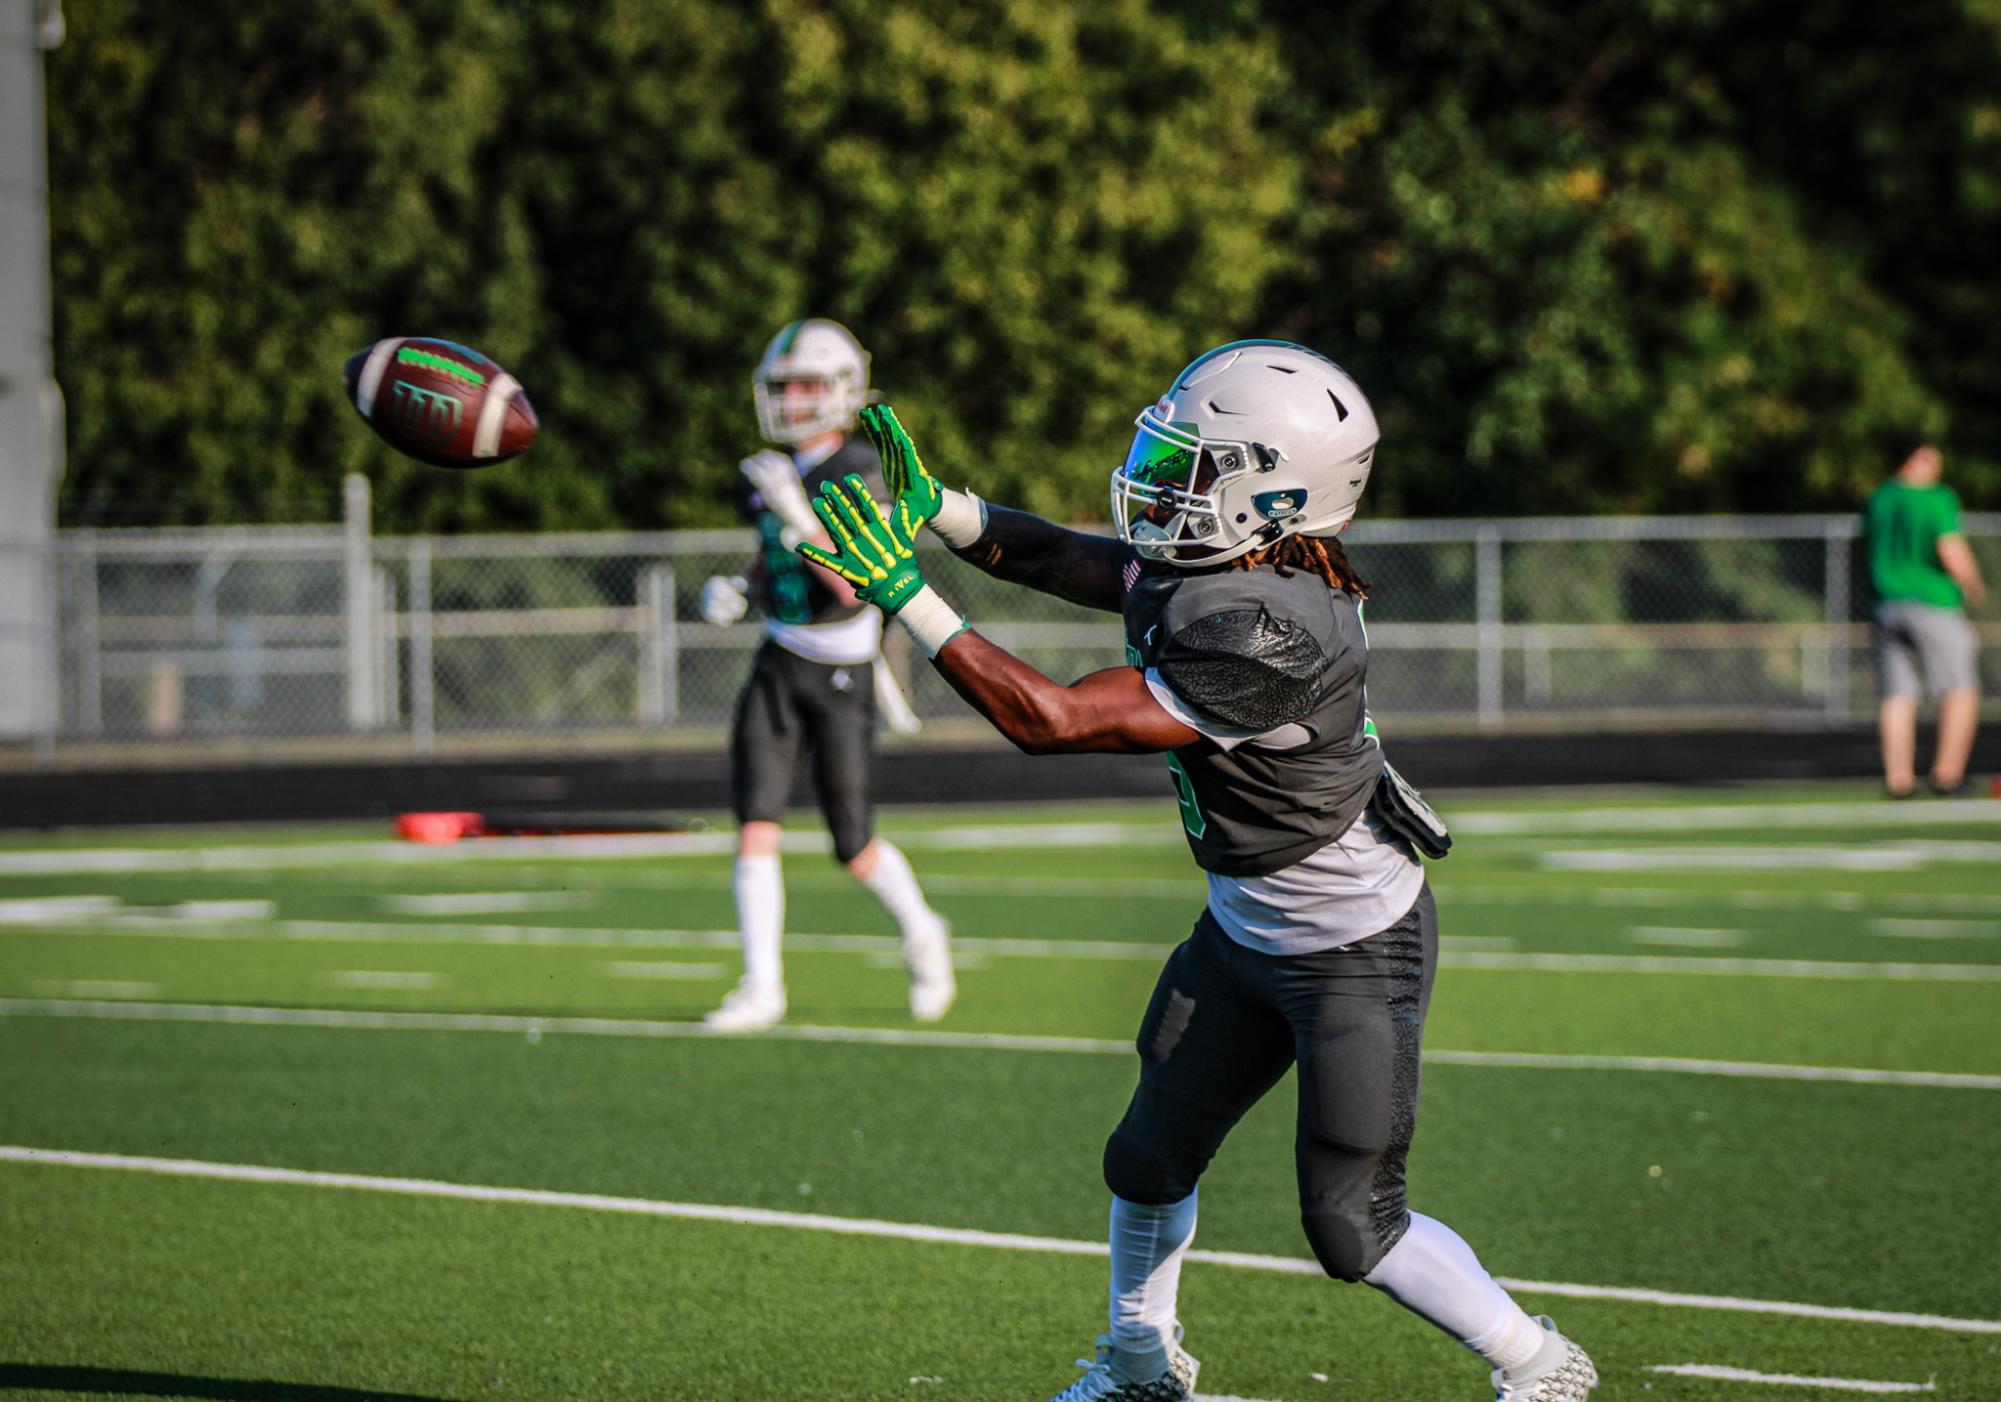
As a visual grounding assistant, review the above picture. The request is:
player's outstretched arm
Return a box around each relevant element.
[929,633,1198,755]
[796,475,1195,754]
[860,404,1134,614]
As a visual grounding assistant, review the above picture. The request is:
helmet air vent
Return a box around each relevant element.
[1327,389,1349,421]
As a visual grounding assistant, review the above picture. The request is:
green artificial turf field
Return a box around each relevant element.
[3,785,1999,1399]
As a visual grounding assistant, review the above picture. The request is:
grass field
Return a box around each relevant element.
[3,784,1999,1400]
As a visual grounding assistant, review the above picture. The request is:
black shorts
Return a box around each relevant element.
[1102,884,1437,1280]
[730,640,877,862]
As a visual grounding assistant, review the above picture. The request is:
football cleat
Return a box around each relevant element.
[1493,1317,1597,1401]
[1049,1331,1199,1402]
[905,918,956,1023]
[701,981,786,1034]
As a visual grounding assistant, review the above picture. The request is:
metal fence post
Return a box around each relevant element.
[374,563,398,727]
[35,535,57,754]
[343,474,378,729]
[1824,519,1851,723]
[409,536,434,753]
[1476,526,1504,732]
[71,529,101,737]
[638,565,678,725]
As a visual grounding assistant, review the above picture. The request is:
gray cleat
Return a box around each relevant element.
[1492,1316,1597,1400]
[1049,1329,1199,1402]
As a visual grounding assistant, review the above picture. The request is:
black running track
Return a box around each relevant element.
[1,725,1991,830]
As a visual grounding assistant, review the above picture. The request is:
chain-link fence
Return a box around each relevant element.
[18,482,2001,754]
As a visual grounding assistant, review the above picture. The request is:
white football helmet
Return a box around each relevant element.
[1111,340,1379,566]
[753,318,871,444]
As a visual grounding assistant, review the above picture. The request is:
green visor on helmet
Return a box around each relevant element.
[1110,413,1256,560]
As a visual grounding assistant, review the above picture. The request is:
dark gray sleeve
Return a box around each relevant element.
[1154,606,1330,730]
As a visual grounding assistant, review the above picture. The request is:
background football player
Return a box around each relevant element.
[695,318,954,1033]
[799,342,1596,1401]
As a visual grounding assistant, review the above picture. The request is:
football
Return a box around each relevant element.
[342,337,539,468]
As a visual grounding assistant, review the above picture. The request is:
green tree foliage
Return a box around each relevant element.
[48,0,1292,528]
[1253,0,1995,516]
[44,0,2001,529]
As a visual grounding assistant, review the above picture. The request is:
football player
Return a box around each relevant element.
[696,318,954,1034]
[799,342,1596,1401]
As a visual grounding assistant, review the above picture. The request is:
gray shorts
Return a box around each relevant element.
[1876,601,1980,700]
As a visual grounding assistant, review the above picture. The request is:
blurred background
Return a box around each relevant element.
[3,0,1998,816]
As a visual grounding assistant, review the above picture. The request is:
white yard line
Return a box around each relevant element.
[1543,848,1928,873]
[14,917,2001,981]
[1441,886,2001,916]
[600,962,728,980]
[320,971,443,991]
[1445,952,2001,982]
[3,1145,1996,1337]
[381,891,597,915]
[1868,919,1998,941]
[0,896,122,924]
[6,999,1999,1090]
[1626,927,1746,948]
[1647,1363,1935,1392]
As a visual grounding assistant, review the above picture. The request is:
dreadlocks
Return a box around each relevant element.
[1230,532,1370,598]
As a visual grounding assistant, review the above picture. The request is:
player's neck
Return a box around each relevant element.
[793,430,845,466]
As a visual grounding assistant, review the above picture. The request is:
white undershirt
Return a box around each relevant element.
[1145,669,1424,955]
[764,438,884,666]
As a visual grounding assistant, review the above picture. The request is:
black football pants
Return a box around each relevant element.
[729,641,877,863]
[1102,884,1437,1281]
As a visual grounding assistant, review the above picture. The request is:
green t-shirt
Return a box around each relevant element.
[1865,480,1964,609]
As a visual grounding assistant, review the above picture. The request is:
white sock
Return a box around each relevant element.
[858,839,939,940]
[1362,1212,1548,1372]
[733,854,784,992]
[1109,1192,1197,1350]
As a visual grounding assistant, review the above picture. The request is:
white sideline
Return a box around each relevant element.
[7,999,2001,1090]
[0,822,1186,876]
[1647,1363,1936,1392]
[1,797,1994,876]
[1541,843,2001,873]
[1454,799,2001,836]
[18,916,2001,982]
[4,1145,1997,1338]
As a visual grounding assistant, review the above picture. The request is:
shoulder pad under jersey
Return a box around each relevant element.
[1153,570,1340,730]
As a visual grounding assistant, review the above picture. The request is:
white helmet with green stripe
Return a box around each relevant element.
[753,318,871,445]
[1112,340,1380,566]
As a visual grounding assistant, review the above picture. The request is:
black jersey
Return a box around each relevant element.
[1123,560,1383,877]
[739,437,887,627]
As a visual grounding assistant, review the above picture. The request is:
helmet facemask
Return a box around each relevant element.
[754,372,861,445]
[1111,410,1276,565]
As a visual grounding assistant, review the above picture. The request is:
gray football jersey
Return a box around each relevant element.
[1123,561,1382,877]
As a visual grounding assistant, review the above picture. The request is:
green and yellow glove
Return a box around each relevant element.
[859,404,943,533]
[798,474,928,614]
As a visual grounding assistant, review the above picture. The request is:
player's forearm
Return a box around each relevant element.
[945,502,1132,613]
[929,632,1148,754]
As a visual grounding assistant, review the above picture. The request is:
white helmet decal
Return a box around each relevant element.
[753,318,871,444]
[1111,340,1379,567]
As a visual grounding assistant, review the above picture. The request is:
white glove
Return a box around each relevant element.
[740,449,817,542]
[873,655,922,735]
[699,575,750,626]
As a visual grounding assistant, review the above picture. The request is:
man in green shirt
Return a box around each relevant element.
[1865,437,1988,797]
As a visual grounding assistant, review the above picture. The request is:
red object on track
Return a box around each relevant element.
[395,811,487,843]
